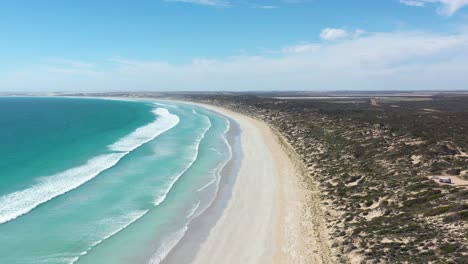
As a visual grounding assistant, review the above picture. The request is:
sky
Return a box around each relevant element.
[1,0,468,92]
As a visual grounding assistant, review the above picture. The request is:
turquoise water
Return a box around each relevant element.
[0,97,232,264]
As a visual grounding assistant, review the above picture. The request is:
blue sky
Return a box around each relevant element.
[1,0,468,91]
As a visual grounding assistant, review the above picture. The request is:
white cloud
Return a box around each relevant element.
[353,29,366,38]
[164,0,230,7]
[400,0,468,16]
[2,30,468,92]
[320,28,349,40]
[400,0,425,7]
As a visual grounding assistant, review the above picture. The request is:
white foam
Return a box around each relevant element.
[196,177,217,192]
[72,109,208,263]
[209,147,222,156]
[211,117,233,196]
[110,108,180,152]
[0,107,180,225]
[148,225,188,264]
[186,200,201,220]
[197,117,232,194]
[0,153,127,225]
[74,109,207,264]
[20,252,79,264]
[71,209,148,264]
[152,112,212,206]
[153,102,179,108]
[150,114,234,264]
[194,117,233,218]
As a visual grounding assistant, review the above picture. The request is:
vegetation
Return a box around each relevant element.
[82,91,468,263]
[175,93,468,263]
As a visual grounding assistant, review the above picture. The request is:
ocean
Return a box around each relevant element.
[0,97,234,264]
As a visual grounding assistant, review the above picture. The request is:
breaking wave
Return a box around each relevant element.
[0,107,179,225]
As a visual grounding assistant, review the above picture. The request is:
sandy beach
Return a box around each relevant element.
[182,102,329,264]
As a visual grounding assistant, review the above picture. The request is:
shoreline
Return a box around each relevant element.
[101,97,244,264]
[169,101,314,264]
[91,97,244,264]
[14,95,244,263]
[91,97,331,263]
[161,104,242,264]
[52,95,332,263]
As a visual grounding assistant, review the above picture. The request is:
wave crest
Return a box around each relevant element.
[110,108,180,152]
[0,107,180,225]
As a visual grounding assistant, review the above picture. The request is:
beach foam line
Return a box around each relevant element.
[193,116,233,220]
[0,107,180,225]
[197,116,232,194]
[149,112,234,264]
[71,209,148,264]
[142,110,213,264]
[186,200,201,220]
[148,225,189,264]
[196,177,217,192]
[19,252,80,264]
[152,110,212,206]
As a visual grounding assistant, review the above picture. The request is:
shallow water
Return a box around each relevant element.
[0,97,232,264]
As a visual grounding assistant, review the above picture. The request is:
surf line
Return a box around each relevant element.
[0,107,180,225]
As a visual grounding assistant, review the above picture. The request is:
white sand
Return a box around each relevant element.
[185,102,331,264]
[93,97,334,263]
